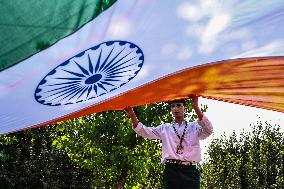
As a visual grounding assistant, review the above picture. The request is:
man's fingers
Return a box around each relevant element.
[124,106,134,115]
[188,94,198,100]
[124,107,131,118]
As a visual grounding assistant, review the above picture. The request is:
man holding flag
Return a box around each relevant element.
[125,96,213,188]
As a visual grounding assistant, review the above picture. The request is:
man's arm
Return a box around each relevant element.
[191,96,213,139]
[192,96,203,121]
[124,106,162,139]
[124,107,139,128]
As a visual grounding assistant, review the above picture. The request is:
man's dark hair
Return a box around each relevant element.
[167,99,186,105]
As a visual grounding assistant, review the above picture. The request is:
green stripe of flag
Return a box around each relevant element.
[0,0,116,71]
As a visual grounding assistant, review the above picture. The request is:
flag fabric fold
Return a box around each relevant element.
[1,0,284,134]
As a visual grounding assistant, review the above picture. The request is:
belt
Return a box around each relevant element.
[165,159,198,166]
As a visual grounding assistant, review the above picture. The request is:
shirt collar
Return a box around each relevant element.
[172,120,187,126]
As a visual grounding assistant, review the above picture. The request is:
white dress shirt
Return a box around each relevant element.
[133,115,213,163]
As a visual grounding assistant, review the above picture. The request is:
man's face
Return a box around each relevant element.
[170,102,185,118]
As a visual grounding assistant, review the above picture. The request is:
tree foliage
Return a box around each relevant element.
[0,126,92,188]
[201,119,284,189]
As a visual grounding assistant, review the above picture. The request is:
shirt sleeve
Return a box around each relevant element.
[197,115,213,140]
[133,122,163,140]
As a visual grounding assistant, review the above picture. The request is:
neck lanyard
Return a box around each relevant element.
[172,121,187,154]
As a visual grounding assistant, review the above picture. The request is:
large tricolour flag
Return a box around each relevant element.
[1,0,284,134]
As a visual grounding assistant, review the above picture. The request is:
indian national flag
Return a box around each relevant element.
[1,0,284,134]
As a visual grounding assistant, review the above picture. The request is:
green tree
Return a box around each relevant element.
[53,100,206,188]
[0,125,92,188]
[201,119,284,189]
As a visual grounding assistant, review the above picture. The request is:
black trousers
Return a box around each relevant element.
[163,163,200,189]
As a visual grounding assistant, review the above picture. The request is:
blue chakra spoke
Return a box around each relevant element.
[97,83,107,91]
[47,80,81,87]
[88,54,94,74]
[48,85,82,101]
[54,85,83,101]
[100,81,116,86]
[104,78,120,82]
[98,46,115,72]
[104,76,123,78]
[105,55,135,73]
[35,40,144,106]
[105,74,132,79]
[95,48,103,73]
[57,86,85,102]
[43,83,81,94]
[76,86,89,100]
[86,86,93,98]
[93,84,98,94]
[67,86,88,101]
[58,86,83,101]
[105,75,131,78]
[100,48,126,72]
[55,77,83,81]
[74,60,90,76]
[45,85,79,97]
[102,50,134,73]
[62,69,86,78]
[105,69,133,77]
[45,84,80,99]
[105,57,137,75]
